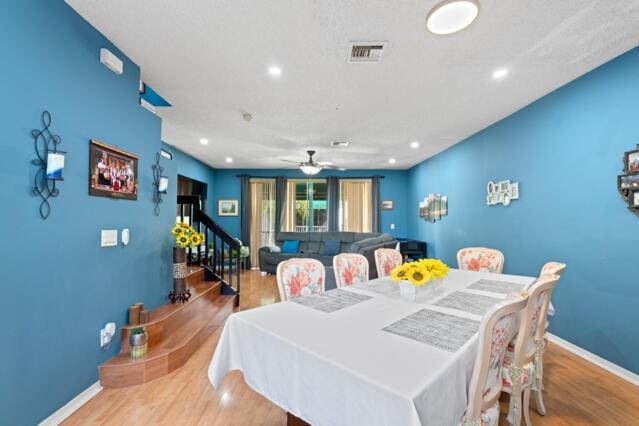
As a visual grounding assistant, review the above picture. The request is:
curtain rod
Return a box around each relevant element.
[236,174,385,179]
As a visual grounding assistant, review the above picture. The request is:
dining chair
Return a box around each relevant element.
[276,258,325,302]
[333,253,369,288]
[374,248,403,278]
[539,261,567,277]
[462,295,528,426]
[457,247,505,274]
[501,274,560,426]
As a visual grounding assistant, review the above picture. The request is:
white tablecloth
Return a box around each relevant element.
[209,269,535,425]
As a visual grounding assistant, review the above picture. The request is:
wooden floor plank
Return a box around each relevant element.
[64,271,639,425]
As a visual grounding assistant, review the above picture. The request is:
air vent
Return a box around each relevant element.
[348,42,386,62]
[330,141,350,148]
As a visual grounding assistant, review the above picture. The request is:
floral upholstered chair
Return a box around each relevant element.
[539,261,566,278]
[501,275,559,426]
[457,247,505,274]
[374,248,403,278]
[276,258,325,302]
[462,295,528,426]
[333,253,369,288]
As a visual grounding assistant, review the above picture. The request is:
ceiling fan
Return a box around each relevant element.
[280,150,346,175]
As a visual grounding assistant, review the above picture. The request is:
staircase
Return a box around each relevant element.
[99,198,242,388]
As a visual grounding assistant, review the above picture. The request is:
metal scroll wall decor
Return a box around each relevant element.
[617,144,639,215]
[486,180,519,206]
[31,111,65,219]
[152,152,169,216]
[419,193,448,222]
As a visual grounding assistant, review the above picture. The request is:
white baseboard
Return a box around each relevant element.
[547,333,639,387]
[39,381,103,425]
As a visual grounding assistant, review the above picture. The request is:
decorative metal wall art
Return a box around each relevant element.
[152,152,169,216]
[486,180,519,206]
[419,193,447,222]
[31,111,65,219]
[618,144,639,215]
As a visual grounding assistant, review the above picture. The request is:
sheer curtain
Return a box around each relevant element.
[249,179,276,268]
[281,180,297,232]
[339,179,372,232]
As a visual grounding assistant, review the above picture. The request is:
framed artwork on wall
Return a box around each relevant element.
[631,190,639,208]
[89,139,138,200]
[381,200,394,210]
[218,199,239,216]
[624,148,639,173]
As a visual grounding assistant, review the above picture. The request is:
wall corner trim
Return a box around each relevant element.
[547,333,639,387]
[39,381,103,425]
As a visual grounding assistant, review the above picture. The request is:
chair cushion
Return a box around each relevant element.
[321,239,341,256]
[501,346,534,388]
[282,240,300,254]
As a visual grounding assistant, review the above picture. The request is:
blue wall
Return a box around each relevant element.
[407,47,639,374]
[212,169,408,240]
[0,2,215,424]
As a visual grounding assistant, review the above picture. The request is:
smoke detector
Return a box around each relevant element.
[330,141,350,148]
[348,42,387,62]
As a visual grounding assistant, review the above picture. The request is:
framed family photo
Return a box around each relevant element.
[381,200,394,210]
[624,147,639,173]
[89,139,138,200]
[218,199,239,216]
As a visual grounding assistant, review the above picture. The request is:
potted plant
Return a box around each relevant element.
[170,222,205,303]
[390,258,450,302]
[130,327,148,359]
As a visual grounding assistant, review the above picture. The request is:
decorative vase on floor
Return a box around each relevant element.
[398,278,445,303]
[169,246,191,303]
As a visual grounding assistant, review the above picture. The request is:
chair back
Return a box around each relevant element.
[333,253,369,288]
[276,258,325,301]
[511,275,559,366]
[374,248,403,278]
[457,247,505,273]
[464,295,529,423]
[540,261,566,278]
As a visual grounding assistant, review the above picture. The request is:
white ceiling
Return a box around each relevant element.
[66,0,639,170]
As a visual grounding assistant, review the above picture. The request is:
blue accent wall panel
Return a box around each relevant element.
[407,47,639,374]
[212,169,408,241]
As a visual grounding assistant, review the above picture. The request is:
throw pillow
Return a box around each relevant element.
[281,240,300,254]
[321,239,341,256]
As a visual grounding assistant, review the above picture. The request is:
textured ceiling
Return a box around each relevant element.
[66,0,639,170]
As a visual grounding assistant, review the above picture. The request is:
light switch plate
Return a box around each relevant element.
[101,229,118,247]
[390,223,395,230]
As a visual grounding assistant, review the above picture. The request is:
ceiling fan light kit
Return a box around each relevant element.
[281,150,346,175]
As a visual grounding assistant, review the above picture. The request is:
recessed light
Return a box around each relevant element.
[225,157,233,163]
[410,141,420,149]
[268,66,282,77]
[389,158,397,164]
[493,68,509,79]
[199,138,209,145]
[426,0,479,35]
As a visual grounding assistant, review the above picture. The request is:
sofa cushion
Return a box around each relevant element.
[321,239,341,256]
[301,241,321,254]
[282,240,300,254]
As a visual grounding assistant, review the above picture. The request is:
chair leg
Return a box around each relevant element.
[507,391,522,426]
[534,379,547,416]
[523,387,532,426]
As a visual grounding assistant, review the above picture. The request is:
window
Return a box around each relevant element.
[282,179,328,232]
[339,179,372,232]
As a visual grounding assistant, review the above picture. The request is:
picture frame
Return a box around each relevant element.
[89,139,138,200]
[218,199,239,216]
[618,174,639,190]
[624,148,639,173]
[381,200,394,210]
[631,190,639,208]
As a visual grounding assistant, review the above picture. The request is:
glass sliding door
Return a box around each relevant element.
[249,178,276,268]
[282,179,328,232]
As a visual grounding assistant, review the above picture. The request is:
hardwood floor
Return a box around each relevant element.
[65,271,639,425]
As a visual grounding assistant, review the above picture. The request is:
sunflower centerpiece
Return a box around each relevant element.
[169,222,205,303]
[390,258,450,302]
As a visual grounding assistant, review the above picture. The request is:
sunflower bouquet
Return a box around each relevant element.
[171,222,205,249]
[390,258,450,287]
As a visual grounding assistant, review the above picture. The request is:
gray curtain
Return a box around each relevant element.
[371,175,382,233]
[327,176,340,231]
[275,176,287,237]
[240,175,252,269]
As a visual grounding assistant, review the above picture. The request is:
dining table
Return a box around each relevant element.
[208,269,537,426]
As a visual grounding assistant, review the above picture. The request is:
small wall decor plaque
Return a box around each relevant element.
[487,180,519,206]
[617,144,639,215]
[419,193,447,222]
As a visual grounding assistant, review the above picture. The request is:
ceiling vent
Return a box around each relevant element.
[330,141,350,148]
[348,42,386,62]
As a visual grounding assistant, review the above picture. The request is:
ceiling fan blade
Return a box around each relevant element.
[317,161,334,165]
[280,159,301,164]
[321,164,347,171]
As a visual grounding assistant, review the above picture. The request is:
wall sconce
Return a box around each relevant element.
[152,152,168,215]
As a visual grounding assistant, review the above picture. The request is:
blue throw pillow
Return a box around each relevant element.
[321,239,341,256]
[281,240,300,254]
